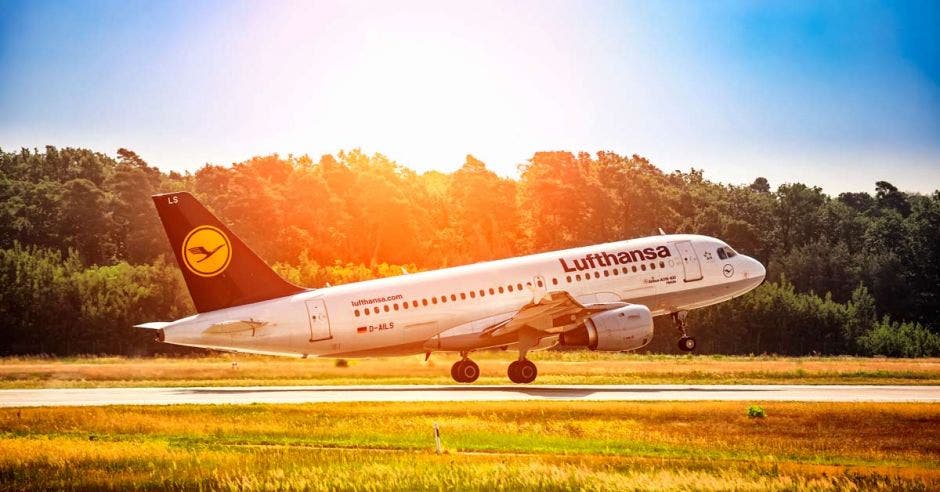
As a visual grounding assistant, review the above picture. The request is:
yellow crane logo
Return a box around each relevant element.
[182,226,231,277]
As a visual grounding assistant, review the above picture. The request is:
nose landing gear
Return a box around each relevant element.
[450,352,480,383]
[672,311,697,352]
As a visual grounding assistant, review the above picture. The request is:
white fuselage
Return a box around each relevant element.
[160,234,765,357]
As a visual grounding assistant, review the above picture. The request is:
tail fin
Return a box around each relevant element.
[152,192,305,313]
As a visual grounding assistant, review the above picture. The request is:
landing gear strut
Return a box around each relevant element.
[450,352,480,383]
[672,311,697,352]
[508,328,539,384]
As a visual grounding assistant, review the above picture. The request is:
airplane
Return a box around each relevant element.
[137,192,766,383]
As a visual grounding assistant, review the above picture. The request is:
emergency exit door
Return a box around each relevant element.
[305,299,332,341]
[674,241,703,282]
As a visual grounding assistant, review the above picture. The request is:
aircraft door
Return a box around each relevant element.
[674,241,703,282]
[531,275,547,302]
[305,299,332,341]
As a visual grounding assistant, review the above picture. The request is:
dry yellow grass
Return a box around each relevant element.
[1,353,937,388]
[0,401,938,490]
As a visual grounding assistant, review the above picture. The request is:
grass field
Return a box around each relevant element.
[1,401,937,490]
[1,353,938,388]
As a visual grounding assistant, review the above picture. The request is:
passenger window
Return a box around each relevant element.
[460,292,466,300]
[450,294,456,301]
[517,283,524,290]
[489,288,495,295]
[480,289,486,297]
[632,266,638,272]
[365,308,370,315]
[412,300,418,308]
[507,285,514,292]
[552,278,558,285]
[441,296,447,303]
[470,291,476,298]
[641,264,646,271]
[650,263,656,270]
[612,269,619,276]
[603,270,609,277]
[393,303,399,311]
[422,299,428,306]
[432,297,438,305]
[660,261,665,268]
[355,309,360,317]
[622,267,628,274]
[402,302,408,310]
[537,279,543,287]
[384,305,390,312]
[498,286,504,293]
[594,272,600,279]
[575,274,581,281]
[566,275,572,283]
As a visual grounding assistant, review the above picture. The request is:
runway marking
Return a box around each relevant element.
[1,384,938,407]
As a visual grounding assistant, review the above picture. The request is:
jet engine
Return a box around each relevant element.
[559,305,653,352]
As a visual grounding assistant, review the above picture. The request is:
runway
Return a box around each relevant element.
[1,384,938,407]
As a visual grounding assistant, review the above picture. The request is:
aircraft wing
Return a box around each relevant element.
[134,321,172,330]
[483,290,628,338]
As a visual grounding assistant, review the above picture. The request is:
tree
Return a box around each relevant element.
[58,178,114,264]
[750,177,770,193]
[875,181,911,216]
[446,155,520,262]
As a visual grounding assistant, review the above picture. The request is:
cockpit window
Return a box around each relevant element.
[717,246,737,260]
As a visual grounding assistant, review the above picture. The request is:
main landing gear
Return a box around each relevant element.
[672,311,697,352]
[508,327,539,384]
[449,329,543,384]
[451,352,480,383]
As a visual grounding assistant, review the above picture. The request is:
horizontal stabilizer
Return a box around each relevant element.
[134,321,171,330]
[205,319,269,335]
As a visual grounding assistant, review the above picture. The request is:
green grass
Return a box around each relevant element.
[1,353,938,388]
[0,401,938,490]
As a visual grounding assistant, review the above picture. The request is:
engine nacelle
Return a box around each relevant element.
[559,305,654,352]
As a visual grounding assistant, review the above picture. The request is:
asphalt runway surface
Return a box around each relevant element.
[1,385,938,407]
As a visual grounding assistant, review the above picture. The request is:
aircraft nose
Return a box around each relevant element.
[749,257,766,283]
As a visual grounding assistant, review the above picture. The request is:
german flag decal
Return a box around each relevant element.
[357,326,367,334]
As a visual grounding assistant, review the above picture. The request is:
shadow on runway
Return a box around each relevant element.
[184,385,778,399]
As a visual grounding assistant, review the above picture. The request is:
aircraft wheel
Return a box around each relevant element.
[452,359,479,383]
[678,336,697,352]
[451,360,466,382]
[508,359,537,384]
[458,359,480,383]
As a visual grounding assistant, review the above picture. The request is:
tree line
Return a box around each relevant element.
[1,146,937,356]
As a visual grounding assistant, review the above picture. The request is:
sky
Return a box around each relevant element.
[1,0,938,194]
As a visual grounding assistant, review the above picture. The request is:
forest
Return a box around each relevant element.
[1,146,938,356]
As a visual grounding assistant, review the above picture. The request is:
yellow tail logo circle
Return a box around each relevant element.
[182,226,232,277]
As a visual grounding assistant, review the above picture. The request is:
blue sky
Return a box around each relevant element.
[1,0,938,193]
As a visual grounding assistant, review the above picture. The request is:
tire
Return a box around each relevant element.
[459,360,480,383]
[509,359,537,384]
[678,336,697,352]
[507,360,521,383]
[451,360,466,382]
